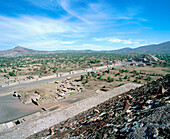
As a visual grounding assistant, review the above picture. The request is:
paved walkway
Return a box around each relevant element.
[0,83,141,139]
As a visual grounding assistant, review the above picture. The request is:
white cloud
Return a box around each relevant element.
[60,41,76,44]
[93,38,105,41]
[108,38,122,43]
[0,15,80,49]
[81,44,103,50]
[0,15,75,38]
[18,40,76,50]
[93,37,147,46]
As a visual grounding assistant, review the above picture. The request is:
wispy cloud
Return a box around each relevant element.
[0,15,80,49]
[93,37,149,46]
[0,0,159,50]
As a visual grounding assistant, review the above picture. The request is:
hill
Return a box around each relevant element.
[0,46,53,57]
[111,41,170,53]
[0,41,169,57]
[133,41,170,53]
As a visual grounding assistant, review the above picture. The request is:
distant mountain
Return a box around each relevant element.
[133,41,170,53]
[111,47,133,53]
[111,41,170,53]
[0,41,169,57]
[54,49,94,53]
[0,46,53,57]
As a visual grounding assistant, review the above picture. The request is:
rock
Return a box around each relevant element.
[165,100,170,104]
[50,127,54,135]
[99,112,107,117]
[126,110,132,113]
[31,99,39,106]
[6,122,14,128]
[113,128,118,132]
[103,133,108,138]
[124,100,131,109]
[161,86,166,94]
[146,100,153,104]
[143,105,152,110]
[94,109,100,113]
[127,118,133,122]
[13,92,21,97]
[145,126,159,138]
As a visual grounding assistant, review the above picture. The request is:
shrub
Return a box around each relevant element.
[147,76,151,81]
[81,75,85,81]
[85,78,89,83]
[124,75,128,79]
[98,75,102,80]
[91,72,95,77]
[9,72,16,76]
[87,72,90,76]
[108,76,114,82]
[119,83,124,86]
[134,78,138,82]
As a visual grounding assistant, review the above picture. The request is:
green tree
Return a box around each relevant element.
[98,75,102,80]
[134,78,138,82]
[91,72,95,77]
[124,75,128,79]
[85,78,89,83]
[81,75,85,81]
[87,72,90,76]
[4,69,7,73]
[147,76,151,81]
[109,78,114,82]
[9,72,16,76]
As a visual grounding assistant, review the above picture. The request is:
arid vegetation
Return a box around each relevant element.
[0,53,169,105]
[13,62,170,105]
[0,53,169,77]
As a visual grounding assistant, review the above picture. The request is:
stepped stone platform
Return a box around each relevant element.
[0,83,141,139]
[28,75,169,139]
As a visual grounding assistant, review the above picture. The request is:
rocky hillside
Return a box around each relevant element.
[0,46,53,57]
[28,74,170,139]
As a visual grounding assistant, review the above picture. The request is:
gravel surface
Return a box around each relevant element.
[0,83,140,139]
[127,105,170,139]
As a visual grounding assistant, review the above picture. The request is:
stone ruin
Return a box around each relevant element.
[19,90,41,105]
[28,74,170,139]
[133,54,159,64]
[54,78,84,100]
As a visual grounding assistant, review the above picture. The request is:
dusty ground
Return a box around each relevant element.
[82,65,169,91]
[4,64,169,105]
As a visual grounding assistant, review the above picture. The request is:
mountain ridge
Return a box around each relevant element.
[0,41,169,57]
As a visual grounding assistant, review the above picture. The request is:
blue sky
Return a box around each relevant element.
[0,0,170,51]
